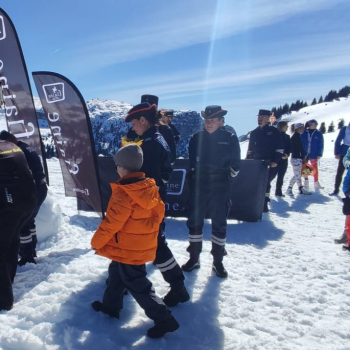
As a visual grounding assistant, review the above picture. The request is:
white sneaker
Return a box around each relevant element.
[304,179,309,191]
[286,187,293,196]
[314,181,324,192]
[299,186,312,195]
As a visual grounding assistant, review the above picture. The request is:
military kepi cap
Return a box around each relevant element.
[201,105,227,119]
[141,94,159,106]
[125,102,157,122]
[257,109,271,117]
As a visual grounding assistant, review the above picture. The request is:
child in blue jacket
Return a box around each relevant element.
[301,119,324,191]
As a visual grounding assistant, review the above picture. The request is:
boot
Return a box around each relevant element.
[263,197,269,213]
[181,258,200,272]
[163,285,190,307]
[329,189,339,196]
[275,188,284,197]
[304,179,309,191]
[342,245,350,251]
[286,186,293,196]
[18,255,37,266]
[299,186,312,195]
[334,231,348,244]
[212,261,228,278]
[147,315,179,338]
[314,181,324,192]
[91,301,120,319]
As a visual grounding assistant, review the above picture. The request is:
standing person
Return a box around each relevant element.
[330,123,350,196]
[246,109,284,212]
[162,109,181,144]
[219,117,237,135]
[182,105,241,278]
[0,130,48,265]
[0,140,36,310]
[157,110,176,164]
[286,123,311,195]
[275,121,291,197]
[124,102,189,307]
[301,119,324,192]
[91,144,179,338]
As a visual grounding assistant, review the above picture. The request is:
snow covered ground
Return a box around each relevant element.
[1,107,350,350]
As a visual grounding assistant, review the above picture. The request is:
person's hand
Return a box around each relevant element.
[335,155,340,160]
[270,162,277,168]
[317,156,322,160]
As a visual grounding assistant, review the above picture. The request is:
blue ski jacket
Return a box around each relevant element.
[301,129,324,159]
[334,126,350,156]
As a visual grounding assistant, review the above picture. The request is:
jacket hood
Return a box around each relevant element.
[112,174,161,210]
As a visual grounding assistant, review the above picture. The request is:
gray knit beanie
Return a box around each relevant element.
[113,144,143,172]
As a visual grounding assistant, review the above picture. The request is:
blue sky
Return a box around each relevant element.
[2,0,350,134]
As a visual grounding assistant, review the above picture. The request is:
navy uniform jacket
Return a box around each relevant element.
[17,141,46,186]
[189,128,241,184]
[158,124,176,164]
[281,132,291,157]
[139,126,173,200]
[247,124,284,163]
[0,140,35,189]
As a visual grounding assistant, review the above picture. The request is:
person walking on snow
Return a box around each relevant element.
[124,101,189,307]
[301,119,324,192]
[91,144,179,338]
[286,123,311,196]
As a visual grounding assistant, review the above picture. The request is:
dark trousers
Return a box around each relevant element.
[334,156,345,192]
[266,166,279,199]
[186,180,231,262]
[154,223,185,290]
[19,183,48,258]
[155,188,185,290]
[103,261,170,323]
[0,186,36,308]
[275,159,288,194]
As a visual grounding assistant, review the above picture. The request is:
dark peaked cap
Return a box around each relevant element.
[257,109,271,117]
[141,94,159,106]
[201,105,227,119]
[125,102,157,122]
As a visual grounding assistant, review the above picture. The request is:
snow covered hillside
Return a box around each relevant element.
[1,98,350,350]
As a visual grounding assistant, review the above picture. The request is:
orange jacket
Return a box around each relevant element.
[91,172,164,265]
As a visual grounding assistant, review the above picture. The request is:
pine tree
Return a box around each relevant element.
[311,98,317,105]
[338,118,345,129]
[318,96,324,103]
[328,121,335,133]
[319,122,326,134]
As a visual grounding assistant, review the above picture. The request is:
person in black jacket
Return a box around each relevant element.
[0,140,36,310]
[246,109,284,212]
[162,110,181,144]
[286,123,311,195]
[124,102,189,307]
[275,121,291,197]
[0,131,48,265]
[182,105,241,278]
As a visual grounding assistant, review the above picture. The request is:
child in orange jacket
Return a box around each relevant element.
[91,144,179,338]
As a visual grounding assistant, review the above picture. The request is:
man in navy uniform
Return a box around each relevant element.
[124,102,189,307]
[182,105,241,278]
[246,109,284,212]
[0,130,48,265]
[0,139,36,310]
